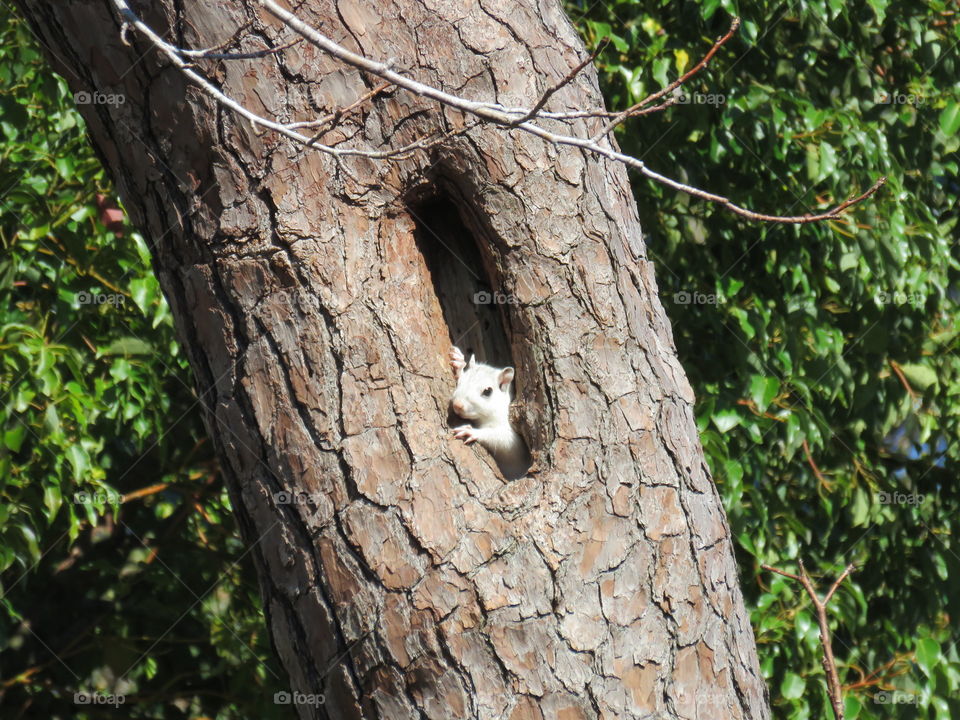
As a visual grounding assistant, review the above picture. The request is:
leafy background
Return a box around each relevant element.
[568,0,960,717]
[1,0,958,717]
[0,11,283,719]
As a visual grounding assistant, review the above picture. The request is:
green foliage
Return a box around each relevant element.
[567,0,960,717]
[0,11,282,718]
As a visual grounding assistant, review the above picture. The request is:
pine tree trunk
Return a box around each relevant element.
[18,0,769,717]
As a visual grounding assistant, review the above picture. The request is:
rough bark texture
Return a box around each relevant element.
[19,0,770,717]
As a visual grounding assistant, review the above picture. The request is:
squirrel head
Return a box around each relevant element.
[450,353,514,426]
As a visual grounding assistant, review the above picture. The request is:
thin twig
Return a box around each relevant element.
[888,360,918,399]
[112,0,464,161]
[261,0,885,223]
[289,82,392,130]
[112,0,884,223]
[802,438,832,490]
[180,19,253,55]
[121,482,170,503]
[508,38,609,125]
[179,37,303,60]
[762,562,857,720]
[592,17,741,141]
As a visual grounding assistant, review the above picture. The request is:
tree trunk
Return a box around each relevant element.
[18,0,769,717]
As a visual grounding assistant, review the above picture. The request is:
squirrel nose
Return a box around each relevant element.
[452,400,466,415]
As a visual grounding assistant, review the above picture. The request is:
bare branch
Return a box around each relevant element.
[180,19,254,55]
[179,37,303,61]
[288,82,392,131]
[761,563,803,583]
[261,0,884,223]
[802,438,832,491]
[112,0,471,161]
[508,38,609,125]
[113,0,316,146]
[762,562,857,720]
[591,17,741,140]
[823,563,856,606]
[111,0,883,223]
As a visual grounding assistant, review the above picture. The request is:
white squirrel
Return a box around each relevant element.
[448,346,531,480]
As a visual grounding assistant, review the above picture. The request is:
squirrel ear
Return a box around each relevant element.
[467,353,476,368]
[498,367,515,391]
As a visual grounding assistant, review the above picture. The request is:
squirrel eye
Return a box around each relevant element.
[481,387,493,397]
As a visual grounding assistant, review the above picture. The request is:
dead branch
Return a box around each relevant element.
[508,38,609,126]
[591,17,741,141]
[762,561,857,720]
[179,37,303,61]
[802,438,832,491]
[109,0,884,223]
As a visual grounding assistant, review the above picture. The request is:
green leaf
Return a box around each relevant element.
[851,487,870,527]
[737,532,757,557]
[43,483,62,522]
[898,363,938,391]
[701,0,721,21]
[3,424,27,452]
[940,102,960,136]
[781,671,805,699]
[866,0,888,23]
[749,375,780,411]
[932,696,951,720]
[712,409,742,433]
[99,336,153,356]
[65,444,88,480]
[54,156,75,180]
[819,142,837,179]
[916,637,940,677]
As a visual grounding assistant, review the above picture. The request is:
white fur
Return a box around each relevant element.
[448,346,530,479]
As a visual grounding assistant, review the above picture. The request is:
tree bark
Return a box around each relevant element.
[18,0,770,717]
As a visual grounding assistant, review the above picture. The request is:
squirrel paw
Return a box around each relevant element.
[449,346,466,378]
[452,424,480,444]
